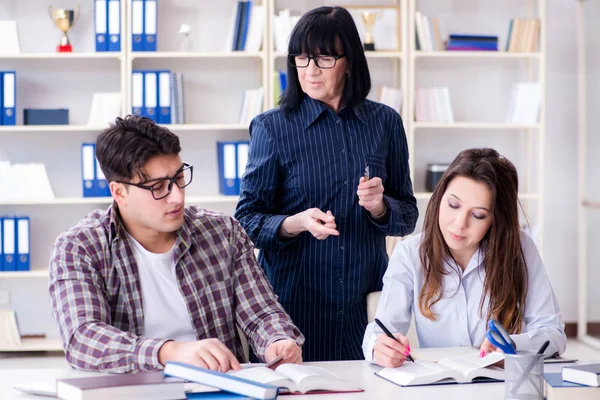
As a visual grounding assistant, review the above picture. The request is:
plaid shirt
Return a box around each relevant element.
[49,205,304,373]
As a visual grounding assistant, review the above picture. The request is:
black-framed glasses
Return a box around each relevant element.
[115,163,194,200]
[288,54,346,69]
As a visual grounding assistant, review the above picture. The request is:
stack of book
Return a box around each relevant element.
[446,34,498,51]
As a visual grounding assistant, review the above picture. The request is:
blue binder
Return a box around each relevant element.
[131,0,144,51]
[1,71,16,126]
[81,143,96,197]
[0,73,3,125]
[108,0,121,52]
[143,71,158,121]
[95,0,108,51]
[217,142,239,195]
[0,217,3,271]
[131,70,144,116]
[143,0,157,51]
[95,158,111,197]
[2,217,16,271]
[239,1,252,50]
[158,70,171,124]
[16,216,30,272]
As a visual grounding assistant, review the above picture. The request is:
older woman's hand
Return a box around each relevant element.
[280,208,340,240]
[357,177,386,218]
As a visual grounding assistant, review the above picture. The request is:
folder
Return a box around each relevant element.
[81,143,96,198]
[0,73,3,125]
[108,0,121,52]
[3,217,16,271]
[1,72,16,126]
[131,0,144,51]
[158,70,171,124]
[143,0,157,51]
[16,216,29,272]
[217,142,238,196]
[95,158,111,197]
[143,71,158,121]
[94,0,108,51]
[236,142,249,183]
[131,71,143,116]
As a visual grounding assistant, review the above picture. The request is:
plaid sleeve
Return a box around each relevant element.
[49,233,168,373]
[231,220,305,360]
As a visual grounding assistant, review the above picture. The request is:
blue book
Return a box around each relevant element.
[239,1,252,50]
[231,1,244,50]
[164,362,278,400]
[448,34,498,41]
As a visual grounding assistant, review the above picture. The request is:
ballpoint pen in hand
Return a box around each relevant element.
[364,163,370,181]
[374,318,414,362]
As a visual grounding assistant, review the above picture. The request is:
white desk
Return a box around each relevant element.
[0,360,576,400]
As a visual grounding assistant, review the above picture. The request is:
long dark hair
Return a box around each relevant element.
[418,148,528,334]
[279,6,371,112]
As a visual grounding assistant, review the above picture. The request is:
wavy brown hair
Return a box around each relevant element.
[418,148,527,334]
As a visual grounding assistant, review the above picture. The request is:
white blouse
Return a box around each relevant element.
[363,232,566,361]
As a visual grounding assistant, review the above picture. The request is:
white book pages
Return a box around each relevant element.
[441,87,454,123]
[87,92,122,126]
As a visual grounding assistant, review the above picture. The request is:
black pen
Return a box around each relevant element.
[374,318,415,362]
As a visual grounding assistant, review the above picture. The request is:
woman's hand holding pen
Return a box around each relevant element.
[373,332,411,368]
[357,177,386,218]
[280,208,340,240]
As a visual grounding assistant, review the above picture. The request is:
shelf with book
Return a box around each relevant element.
[407,0,546,245]
[130,51,266,60]
[0,53,123,60]
[0,195,240,206]
[0,125,106,133]
[0,338,63,352]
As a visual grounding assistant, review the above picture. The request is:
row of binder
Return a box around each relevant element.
[82,143,111,198]
[0,71,16,126]
[132,70,183,124]
[95,0,121,52]
[0,217,30,272]
[131,0,157,51]
[217,141,249,196]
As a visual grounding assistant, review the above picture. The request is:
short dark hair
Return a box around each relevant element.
[96,115,181,182]
[279,6,371,112]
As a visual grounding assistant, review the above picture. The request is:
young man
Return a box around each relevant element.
[49,116,304,373]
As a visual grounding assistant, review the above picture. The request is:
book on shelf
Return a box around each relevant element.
[376,351,504,386]
[446,34,498,51]
[56,371,186,400]
[0,161,55,202]
[230,363,363,394]
[415,12,443,51]
[164,362,279,400]
[562,364,600,387]
[544,372,600,400]
[272,9,300,53]
[505,82,541,124]
[506,19,540,53]
[377,86,403,114]
[132,70,185,125]
[238,88,264,126]
[0,309,22,349]
[415,87,454,123]
[224,1,265,52]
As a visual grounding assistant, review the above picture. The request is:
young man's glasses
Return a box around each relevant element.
[114,163,194,200]
[288,54,346,69]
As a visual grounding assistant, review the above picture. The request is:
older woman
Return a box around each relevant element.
[235,6,418,361]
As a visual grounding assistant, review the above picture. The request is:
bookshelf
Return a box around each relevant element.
[0,0,548,351]
[407,0,546,247]
[577,0,600,350]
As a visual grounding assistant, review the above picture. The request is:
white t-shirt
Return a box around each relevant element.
[126,232,197,342]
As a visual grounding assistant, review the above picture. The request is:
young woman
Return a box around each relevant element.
[362,148,566,367]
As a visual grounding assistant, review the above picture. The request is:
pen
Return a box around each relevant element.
[364,163,370,181]
[374,318,415,362]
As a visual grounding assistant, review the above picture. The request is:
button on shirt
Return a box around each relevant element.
[235,96,418,361]
[363,232,567,361]
[49,205,304,372]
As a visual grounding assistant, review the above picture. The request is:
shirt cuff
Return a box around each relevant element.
[257,215,299,252]
[362,333,378,364]
[134,337,171,371]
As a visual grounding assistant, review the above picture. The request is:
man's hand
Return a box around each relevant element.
[158,339,241,372]
[264,339,302,368]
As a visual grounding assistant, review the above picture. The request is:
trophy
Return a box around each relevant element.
[361,11,379,51]
[48,5,80,52]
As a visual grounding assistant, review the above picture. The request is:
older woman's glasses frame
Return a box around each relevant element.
[113,163,194,200]
[288,54,346,69]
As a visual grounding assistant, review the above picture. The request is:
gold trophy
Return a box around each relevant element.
[361,11,378,51]
[48,5,80,52]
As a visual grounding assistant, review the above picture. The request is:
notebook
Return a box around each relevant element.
[376,351,505,386]
[230,364,363,394]
[55,371,186,400]
[562,363,600,387]
[544,372,600,400]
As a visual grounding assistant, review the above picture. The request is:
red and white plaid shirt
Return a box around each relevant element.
[49,205,303,373]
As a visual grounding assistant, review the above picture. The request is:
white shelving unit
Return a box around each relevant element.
[576,0,600,350]
[407,0,546,245]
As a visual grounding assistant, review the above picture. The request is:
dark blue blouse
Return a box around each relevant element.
[234,96,418,361]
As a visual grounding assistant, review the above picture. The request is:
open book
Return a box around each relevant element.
[230,364,362,394]
[376,351,505,386]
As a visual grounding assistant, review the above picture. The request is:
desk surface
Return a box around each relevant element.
[1,340,598,400]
